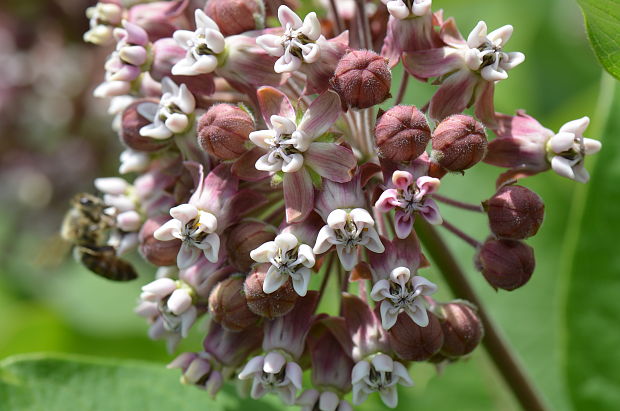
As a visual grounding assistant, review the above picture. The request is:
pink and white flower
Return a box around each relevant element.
[138,77,196,140]
[351,354,413,408]
[171,9,225,76]
[250,232,316,296]
[383,0,432,19]
[238,351,303,405]
[83,2,123,45]
[297,390,352,411]
[375,170,442,239]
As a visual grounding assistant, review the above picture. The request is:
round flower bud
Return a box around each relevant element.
[121,101,172,152]
[486,185,545,240]
[388,311,443,361]
[208,276,260,331]
[205,0,265,37]
[439,302,484,358]
[139,216,181,266]
[375,105,431,161]
[226,221,276,272]
[244,263,297,319]
[431,114,487,172]
[476,238,535,291]
[331,50,391,109]
[197,104,254,160]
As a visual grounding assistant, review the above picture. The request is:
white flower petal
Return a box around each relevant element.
[167,288,192,315]
[170,204,199,224]
[239,355,265,379]
[250,241,278,263]
[549,131,575,154]
[263,268,288,294]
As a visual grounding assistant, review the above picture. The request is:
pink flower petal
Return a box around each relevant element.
[428,69,478,121]
[278,5,302,29]
[402,48,463,80]
[304,143,356,183]
[298,90,342,138]
[256,86,296,127]
[419,198,443,225]
[375,189,400,213]
[284,168,315,223]
[394,209,414,239]
[392,170,414,190]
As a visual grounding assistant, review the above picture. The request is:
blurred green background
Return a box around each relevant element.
[0,0,618,410]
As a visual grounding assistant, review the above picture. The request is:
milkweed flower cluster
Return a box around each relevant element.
[67,0,602,409]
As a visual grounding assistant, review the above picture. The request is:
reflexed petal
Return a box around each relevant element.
[420,198,443,225]
[559,116,590,137]
[394,209,414,239]
[305,143,355,182]
[380,301,399,330]
[363,228,385,253]
[298,90,341,138]
[379,387,399,408]
[263,269,288,294]
[370,279,391,301]
[257,86,296,126]
[263,351,286,374]
[428,69,478,121]
[292,267,311,296]
[177,244,201,269]
[170,203,199,223]
[250,241,278,262]
[352,383,368,406]
[411,275,438,295]
[551,156,576,180]
[250,378,268,399]
[572,163,590,183]
[201,233,221,263]
[337,245,358,271]
[313,226,337,254]
[393,361,414,386]
[283,168,315,222]
[285,362,303,389]
[549,131,575,154]
[406,303,429,327]
[351,361,370,384]
[402,48,464,80]
[136,101,158,121]
[153,219,183,241]
[239,355,265,379]
[184,358,210,384]
[278,5,303,29]
[180,306,197,337]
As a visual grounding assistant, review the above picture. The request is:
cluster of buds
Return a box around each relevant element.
[67,0,602,409]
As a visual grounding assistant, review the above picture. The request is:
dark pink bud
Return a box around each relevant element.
[197,104,254,160]
[121,100,171,152]
[139,215,181,266]
[375,105,431,161]
[244,263,298,319]
[331,50,391,109]
[225,221,276,272]
[388,311,443,361]
[485,185,545,239]
[439,302,484,358]
[431,114,487,172]
[208,275,260,332]
[476,238,535,291]
[205,0,265,36]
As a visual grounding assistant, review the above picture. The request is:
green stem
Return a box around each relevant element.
[414,219,549,411]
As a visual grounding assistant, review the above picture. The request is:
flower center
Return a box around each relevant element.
[335,217,366,250]
[477,42,507,69]
[181,216,209,245]
[190,35,216,58]
[282,26,315,59]
[261,368,287,388]
[367,366,394,392]
[388,281,418,309]
[271,248,300,276]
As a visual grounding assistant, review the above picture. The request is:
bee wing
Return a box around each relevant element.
[35,234,73,270]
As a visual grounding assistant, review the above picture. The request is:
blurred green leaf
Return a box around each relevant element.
[577,0,620,79]
[563,75,620,410]
[0,353,282,411]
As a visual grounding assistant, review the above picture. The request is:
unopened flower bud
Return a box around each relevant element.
[476,238,535,291]
[244,263,298,318]
[139,216,181,266]
[205,0,265,37]
[331,50,391,109]
[197,104,254,160]
[226,221,276,272]
[439,302,484,358]
[375,105,431,161]
[121,101,172,152]
[431,115,487,172]
[208,276,260,331]
[485,185,545,240]
[388,311,443,362]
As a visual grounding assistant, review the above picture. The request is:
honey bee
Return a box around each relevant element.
[61,193,138,281]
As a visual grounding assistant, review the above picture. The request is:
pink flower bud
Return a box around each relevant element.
[439,302,484,358]
[244,263,298,319]
[486,185,545,240]
[208,276,260,332]
[139,215,181,266]
[331,50,391,109]
[121,101,172,152]
[388,311,443,362]
[431,114,487,172]
[476,238,535,291]
[197,104,255,160]
[205,0,265,36]
[226,221,276,272]
[375,105,431,161]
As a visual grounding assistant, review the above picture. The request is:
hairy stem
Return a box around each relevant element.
[394,70,410,105]
[414,219,549,411]
[434,194,485,212]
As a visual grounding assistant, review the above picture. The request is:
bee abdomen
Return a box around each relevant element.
[79,246,138,282]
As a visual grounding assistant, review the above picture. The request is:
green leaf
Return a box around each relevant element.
[577,0,620,80]
[562,75,620,410]
[0,353,282,411]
